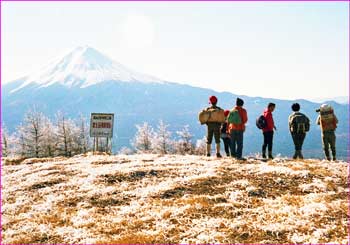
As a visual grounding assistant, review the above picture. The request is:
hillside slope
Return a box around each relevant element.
[1,154,348,243]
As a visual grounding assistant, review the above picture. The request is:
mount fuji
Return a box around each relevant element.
[2,46,349,158]
[9,46,165,93]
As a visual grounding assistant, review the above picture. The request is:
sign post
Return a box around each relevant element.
[90,113,114,154]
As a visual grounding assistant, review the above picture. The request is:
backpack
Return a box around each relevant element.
[221,122,228,134]
[220,122,230,138]
[228,109,242,124]
[320,109,337,131]
[198,107,225,124]
[256,115,267,129]
[291,113,310,133]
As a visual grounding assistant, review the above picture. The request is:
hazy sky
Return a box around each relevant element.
[2,2,349,100]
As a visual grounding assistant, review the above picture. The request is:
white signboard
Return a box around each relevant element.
[90,113,114,137]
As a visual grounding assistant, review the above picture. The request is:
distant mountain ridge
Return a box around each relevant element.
[3,46,349,159]
[310,96,348,105]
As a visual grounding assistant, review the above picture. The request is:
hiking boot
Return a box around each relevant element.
[332,150,336,161]
[293,151,298,159]
[206,144,211,157]
[237,157,246,161]
[215,144,222,158]
[268,151,274,159]
[298,151,304,159]
[226,153,230,157]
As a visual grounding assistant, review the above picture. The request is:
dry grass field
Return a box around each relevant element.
[1,154,348,244]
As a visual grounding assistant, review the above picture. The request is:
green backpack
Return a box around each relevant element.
[228,109,242,124]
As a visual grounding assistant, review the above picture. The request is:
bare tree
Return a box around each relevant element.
[11,128,27,158]
[40,117,57,157]
[132,122,155,153]
[9,110,89,158]
[16,109,46,158]
[76,114,91,154]
[175,125,195,155]
[56,112,78,157]
[6,133,18,158]
[153,120,173,154]
[1,125,9,157]
[194,136,207,155]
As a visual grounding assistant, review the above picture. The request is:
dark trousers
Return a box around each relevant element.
[322,131,336,158]
[262,131,274,152]
[207,123,221,144]
[221,137,232,156]
[291,133,306,151]
[230,130,244,158]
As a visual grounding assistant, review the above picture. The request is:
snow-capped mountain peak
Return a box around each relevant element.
[11,46,165,92]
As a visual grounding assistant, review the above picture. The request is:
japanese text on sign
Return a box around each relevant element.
[90,113,114,137]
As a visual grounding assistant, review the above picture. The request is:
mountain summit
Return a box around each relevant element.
[11,46,165,93]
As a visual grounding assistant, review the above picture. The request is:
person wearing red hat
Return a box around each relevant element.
[209,95,217,104]
[221,110,232,156]
[205,95,223,158]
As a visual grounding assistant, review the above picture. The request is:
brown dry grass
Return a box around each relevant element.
[2,155,348,244]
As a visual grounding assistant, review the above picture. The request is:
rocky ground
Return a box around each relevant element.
[1,153,348,243]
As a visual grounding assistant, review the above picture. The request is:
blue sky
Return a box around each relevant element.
[2,1,349,100]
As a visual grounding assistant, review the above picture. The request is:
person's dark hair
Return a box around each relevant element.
[291,103,300,112]
[236,98,244,106]
[268,102,276,108]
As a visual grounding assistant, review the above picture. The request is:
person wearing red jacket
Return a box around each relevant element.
[262,103,276,159]
[228,98,248,159]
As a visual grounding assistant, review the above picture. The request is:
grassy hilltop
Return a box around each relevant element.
[2,154,348,244]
